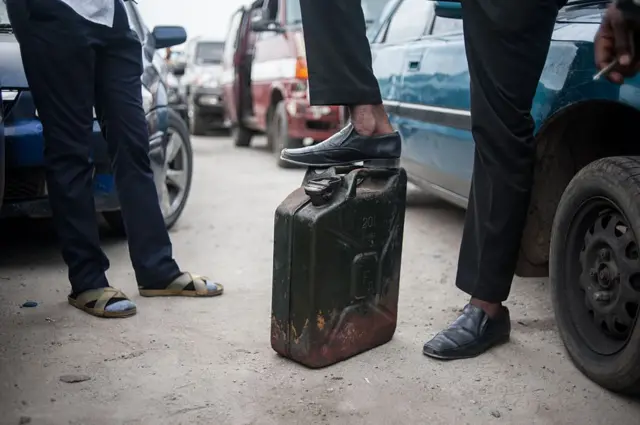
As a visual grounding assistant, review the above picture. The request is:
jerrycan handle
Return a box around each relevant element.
[304,176,343,206]
[346,168,395,199]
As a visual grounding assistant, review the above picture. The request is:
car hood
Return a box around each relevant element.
[192,64,223,77]
[0,32,28,88]
[557,3,605,24]
[552,4,605,42]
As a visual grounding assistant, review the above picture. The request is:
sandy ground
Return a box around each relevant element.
[0,135,638,425]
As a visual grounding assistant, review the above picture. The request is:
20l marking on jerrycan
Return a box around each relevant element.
[271,165,407,368]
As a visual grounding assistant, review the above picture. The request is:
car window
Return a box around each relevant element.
[430,16,463,35]
[285,0,302,25]
[367,0,401,42]
[384,0,432,44]
[0,1,9,26]
[223,9,244,65]
[362,0,392,25]
[195,42,224,65]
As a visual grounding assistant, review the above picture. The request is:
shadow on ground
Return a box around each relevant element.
[0,218,125,270]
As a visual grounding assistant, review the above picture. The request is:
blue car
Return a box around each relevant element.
[370,0,640,394]
[0,1,193,233]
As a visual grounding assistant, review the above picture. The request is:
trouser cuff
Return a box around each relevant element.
[309,86,382,106]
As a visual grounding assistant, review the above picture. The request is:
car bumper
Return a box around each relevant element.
[192,87,225,125]
[0,187,120,219]
[285,99,343,141]
[5,119,109,170]
[1,118,118,218]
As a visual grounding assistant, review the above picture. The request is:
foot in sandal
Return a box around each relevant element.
[68,287,137,318]
[138,272,224,297]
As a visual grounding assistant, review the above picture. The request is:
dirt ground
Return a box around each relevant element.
[0,136,638,425]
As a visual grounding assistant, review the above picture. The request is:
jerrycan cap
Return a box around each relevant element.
[303,176,343,207]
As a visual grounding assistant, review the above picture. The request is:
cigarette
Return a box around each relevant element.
[593,58,620,81]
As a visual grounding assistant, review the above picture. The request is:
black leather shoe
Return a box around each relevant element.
[422,304,511,360]
[279,123,401,167]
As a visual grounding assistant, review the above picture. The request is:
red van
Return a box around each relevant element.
[221,0,348,167]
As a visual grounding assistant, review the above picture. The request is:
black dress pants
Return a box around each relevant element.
[6,0,181,294]
[299,0,561,303]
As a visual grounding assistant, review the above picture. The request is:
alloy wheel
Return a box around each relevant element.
[159,129,189,220]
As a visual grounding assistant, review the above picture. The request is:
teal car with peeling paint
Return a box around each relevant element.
[369,0,640,395]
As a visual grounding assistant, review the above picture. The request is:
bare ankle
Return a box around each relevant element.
[349,104,394,136]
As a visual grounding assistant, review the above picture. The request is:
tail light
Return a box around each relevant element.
[295,57,308,80]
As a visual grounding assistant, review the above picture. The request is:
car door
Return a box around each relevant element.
[123,2,161,98]
[0,90,5,211]
[370,0,435,183]
[221,7,249,125]
[396,9,471,206]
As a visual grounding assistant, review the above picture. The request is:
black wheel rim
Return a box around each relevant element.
[564,196,640,356]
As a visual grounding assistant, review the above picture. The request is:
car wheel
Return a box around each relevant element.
[272,101,303,168]
[103,109,194,234]
[232,124,253,147]
[550,156,640,396]
[188,102,207,136]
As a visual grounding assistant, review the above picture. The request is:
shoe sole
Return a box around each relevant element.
[279,156,401,169]
[422,334,510,361]
[138,288,224,297]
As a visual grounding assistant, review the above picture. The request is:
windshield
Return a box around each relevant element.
[361,0,392,23]
[0,1,11,27]
[285,0,391,25]
[195,42,224,65]
[285,0,302,25]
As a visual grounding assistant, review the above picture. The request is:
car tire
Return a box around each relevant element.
[271,101,303,168]
[189,103,207,136]
[103,109,194,235]
[550,156,640,396]
[232,124,253,147]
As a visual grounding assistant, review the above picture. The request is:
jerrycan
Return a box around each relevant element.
[271,165,407,368]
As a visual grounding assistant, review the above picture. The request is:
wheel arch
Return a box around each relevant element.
[516,99,640,277]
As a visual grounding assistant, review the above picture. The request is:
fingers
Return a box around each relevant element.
[613,17,633,65]
[594,4,637,83]
[595,28,615,71]
[608,70,626,84]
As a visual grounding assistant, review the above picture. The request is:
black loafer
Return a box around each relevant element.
[279,123,401,167]
[423,304,511,360]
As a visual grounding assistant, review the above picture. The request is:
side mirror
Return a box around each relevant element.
[152,26,188,49]
[434,1,462,19]
[251,19,285,33]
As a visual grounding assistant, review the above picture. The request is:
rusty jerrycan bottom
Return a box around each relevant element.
[271,165,407,368]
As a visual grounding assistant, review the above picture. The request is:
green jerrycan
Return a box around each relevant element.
[271,165,407,368]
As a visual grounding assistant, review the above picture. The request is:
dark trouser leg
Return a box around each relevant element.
[455,0,559,303]
[94,2,181,289]
[299,0,381,105]
[280,1,400,167]
[7,0,109,294]
[423,0,559,360]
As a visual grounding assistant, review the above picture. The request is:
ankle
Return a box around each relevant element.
[470,298,503,318]
[349,104,394,136]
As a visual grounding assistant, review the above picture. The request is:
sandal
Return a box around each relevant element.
[68,287,137,318]
[138,272,224,297]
